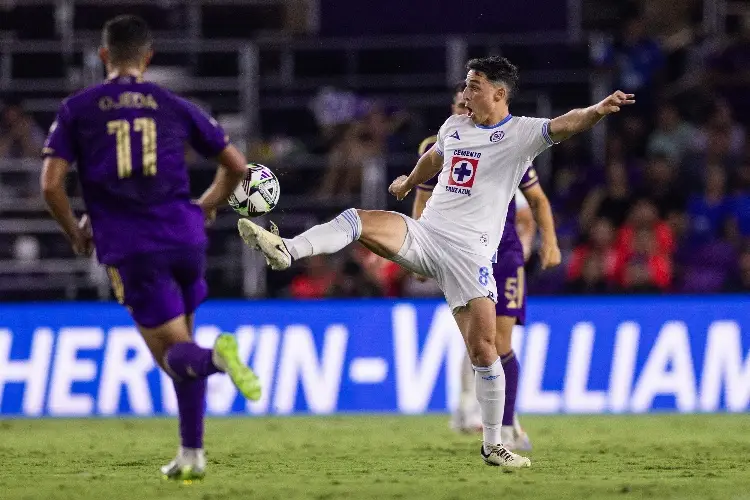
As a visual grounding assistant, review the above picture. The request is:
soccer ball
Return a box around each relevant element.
[228,163,281,217]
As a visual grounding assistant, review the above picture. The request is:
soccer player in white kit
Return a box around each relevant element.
[238,55,634,468]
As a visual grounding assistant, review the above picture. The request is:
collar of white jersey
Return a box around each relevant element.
[474,114,513,130]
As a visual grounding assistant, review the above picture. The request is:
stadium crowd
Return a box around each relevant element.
[279,11,750,299]
[1,5,749,300]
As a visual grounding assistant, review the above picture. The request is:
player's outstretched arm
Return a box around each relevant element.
[197,144,248,222]
[389,146,442,201]
[523,184,560,269]
[547,91,635,143]
[41,157,92,256]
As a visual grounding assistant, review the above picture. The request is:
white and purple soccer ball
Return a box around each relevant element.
[228,163,281,217]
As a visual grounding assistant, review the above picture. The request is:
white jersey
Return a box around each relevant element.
[420,113,555,259]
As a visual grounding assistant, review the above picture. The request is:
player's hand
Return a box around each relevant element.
[539,240,561,270]
[70,215,93,257]
[203,206,217,227]
[388,175,412,201]
[595,91,635,116]
[194,199,217,227]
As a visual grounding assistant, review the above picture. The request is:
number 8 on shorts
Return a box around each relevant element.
[478,266,490,286]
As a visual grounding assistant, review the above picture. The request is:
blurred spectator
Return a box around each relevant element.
[0,104,45,159]
[316,101,408,198]
[707,16,750,121]
[579,160,634,230]
[725,245,750,292]
[614,200,675,291]
[595,14,664,114]
[0,103,45,199]
[727,186,750,246]
[637,153,687,223]
[694,99,745,156]
[328,259,383,298]
[685,164,731,246]
[351,245,408,297]
[566,218,619,294]
[646,102,697,163]
[288,255,338,299]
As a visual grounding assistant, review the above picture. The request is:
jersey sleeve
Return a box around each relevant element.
[515,189,529,210]
[434,117,453,157]
[42,102,76,163]
[515,116,557,161]
[417,135,438,190]
[519,165,540,191]
[183,99,230,158]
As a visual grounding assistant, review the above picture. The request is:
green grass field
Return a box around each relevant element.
[2,414,749,500]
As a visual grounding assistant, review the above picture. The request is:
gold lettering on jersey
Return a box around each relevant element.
[99,92,159,111]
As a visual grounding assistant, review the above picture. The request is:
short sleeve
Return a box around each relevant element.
[519,165,540,191]
[42,102,76,163]
[417,135,439,190]
[515,116,557,161]
[515,189,529,210]
[434,117,454,157]
[183,100,230,158]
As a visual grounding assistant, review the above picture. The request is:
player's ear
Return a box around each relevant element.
[143,48,154,69]
[495,85,506,103]
[98,47,109,67]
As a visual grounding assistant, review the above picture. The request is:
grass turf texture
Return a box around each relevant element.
[1,414,749,500]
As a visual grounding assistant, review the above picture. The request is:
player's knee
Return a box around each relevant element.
[467,336,497,367]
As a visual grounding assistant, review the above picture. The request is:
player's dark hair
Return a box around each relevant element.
[466,56,519,101]
[453,81,467,95]
[102,15,152,65]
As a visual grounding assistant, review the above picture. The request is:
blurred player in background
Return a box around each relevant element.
[238,55,634,467]
[41,15,260,480]
[411,83,560,449]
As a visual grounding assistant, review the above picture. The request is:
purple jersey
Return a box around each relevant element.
[416,135,540,255]
[43,75,229,265]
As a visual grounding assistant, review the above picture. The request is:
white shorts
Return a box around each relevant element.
[390,213,498,311]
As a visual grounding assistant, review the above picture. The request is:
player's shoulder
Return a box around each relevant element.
[442,113,474,129]
[510,115,548,126]
[59,83,108,112]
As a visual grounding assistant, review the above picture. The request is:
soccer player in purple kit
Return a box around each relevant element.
[40,15,260,480]
[412,83,561,450]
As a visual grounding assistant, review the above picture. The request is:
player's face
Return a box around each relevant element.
[463,70,507,122]
[451,92,469,115]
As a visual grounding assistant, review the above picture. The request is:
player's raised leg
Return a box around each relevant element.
[238,209,409,268]
[453,298,530,468]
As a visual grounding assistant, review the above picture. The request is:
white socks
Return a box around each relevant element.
[283,208,362,260]
[474,357,506,447]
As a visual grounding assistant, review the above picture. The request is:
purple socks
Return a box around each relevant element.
[165,342,221,449]
[165,342,221,380]
[173,378,207,448]
[501,350,519,426]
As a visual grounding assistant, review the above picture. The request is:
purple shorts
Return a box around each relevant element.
[106,246,208,328]
[492,249,526,324]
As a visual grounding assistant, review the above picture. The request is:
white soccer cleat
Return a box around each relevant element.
[161,447,206,480]
[237,218,292,271]
[481,443,531,468]
[502,425,532,451]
